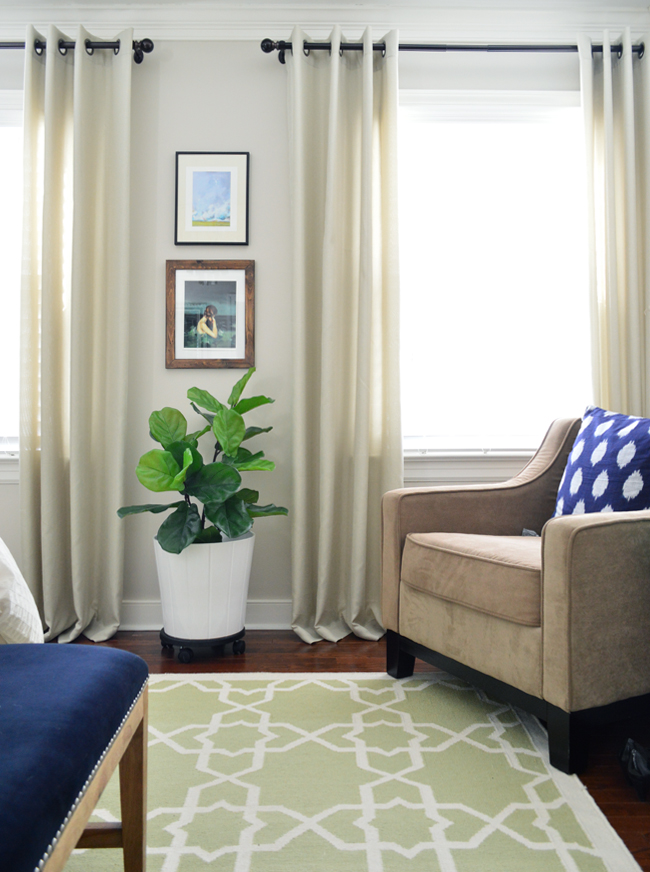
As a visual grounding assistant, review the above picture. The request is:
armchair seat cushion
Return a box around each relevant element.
[401,533,542,626]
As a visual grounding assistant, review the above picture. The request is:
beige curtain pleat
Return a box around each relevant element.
[289,26,403,644]
[20,24,132,642]
[579,29,649,415]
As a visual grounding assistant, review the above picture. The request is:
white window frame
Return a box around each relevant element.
[0,90,23,473]
[399,88,590,483]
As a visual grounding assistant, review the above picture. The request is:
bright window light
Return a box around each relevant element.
[0,100,22,451]
[399,91,592,452]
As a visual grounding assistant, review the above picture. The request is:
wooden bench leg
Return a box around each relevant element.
[119,689,148,872]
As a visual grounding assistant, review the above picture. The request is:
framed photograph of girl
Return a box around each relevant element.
[166,260,254,368]
[175,152,249,245]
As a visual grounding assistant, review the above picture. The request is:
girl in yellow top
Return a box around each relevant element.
[197,305,218,340]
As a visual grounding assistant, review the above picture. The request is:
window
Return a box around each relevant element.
[0,91,23,455]
[399,90,592,453]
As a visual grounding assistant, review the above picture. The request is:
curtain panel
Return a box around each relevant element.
[288,26,403,644]
[579,28,650,415]
[20,24,132,642]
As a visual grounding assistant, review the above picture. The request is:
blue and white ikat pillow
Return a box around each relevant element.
[554,406,650,516]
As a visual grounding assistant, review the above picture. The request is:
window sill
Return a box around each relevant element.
[0,454,19,484]
[403,449,534,487]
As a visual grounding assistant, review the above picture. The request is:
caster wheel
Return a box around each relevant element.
[161,644,174,656]
[178,647,194,664]
[233,639,246,655]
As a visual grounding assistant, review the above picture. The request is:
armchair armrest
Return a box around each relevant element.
[542,510,650,712]
[381,418,580,632]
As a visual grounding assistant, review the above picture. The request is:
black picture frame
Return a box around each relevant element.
[174,152,250,245]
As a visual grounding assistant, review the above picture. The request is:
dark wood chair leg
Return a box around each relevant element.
[119,690,148,872]
[546,704,588,775]
[386,630,416,678]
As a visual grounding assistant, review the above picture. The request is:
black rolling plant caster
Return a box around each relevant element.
[160,627,246,663]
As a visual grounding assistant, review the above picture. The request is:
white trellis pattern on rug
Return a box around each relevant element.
[68,673,639,872]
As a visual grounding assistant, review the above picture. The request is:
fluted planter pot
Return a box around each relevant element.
[153,532,255,662]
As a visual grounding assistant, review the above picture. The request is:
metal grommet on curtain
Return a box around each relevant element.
[58,39,68,56]
[113,39,120,56]
[34,39,45,56]
[85,39,94,56]
[381,42,386,57]
[303,40,310,57]
[615,43,623,59]
[639,42,645,59]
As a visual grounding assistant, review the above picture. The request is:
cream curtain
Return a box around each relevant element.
[288,26,403,644]
[579,29,650,415]
[20,25,132,642]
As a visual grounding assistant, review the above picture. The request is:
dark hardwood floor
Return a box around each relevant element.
[76,629,650,869]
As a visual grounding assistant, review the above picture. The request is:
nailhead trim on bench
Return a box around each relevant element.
[33,676,149,872]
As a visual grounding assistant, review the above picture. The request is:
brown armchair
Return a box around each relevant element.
[382,418,650,773]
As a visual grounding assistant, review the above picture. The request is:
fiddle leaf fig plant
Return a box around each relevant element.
[118,367,288,554]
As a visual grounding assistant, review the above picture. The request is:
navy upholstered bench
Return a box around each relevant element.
[0,644,148,872]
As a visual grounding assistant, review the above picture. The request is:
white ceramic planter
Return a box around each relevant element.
[153,532,255,640]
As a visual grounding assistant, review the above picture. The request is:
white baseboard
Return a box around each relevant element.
[119,598,292,631]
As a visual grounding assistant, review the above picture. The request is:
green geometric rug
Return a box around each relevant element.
[67,673,640,872]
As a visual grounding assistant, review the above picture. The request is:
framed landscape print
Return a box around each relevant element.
[166,260,254,368]
[175,152,250,245]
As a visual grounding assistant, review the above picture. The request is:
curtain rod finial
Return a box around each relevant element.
[133,37,154,64]
[260,38,290,62]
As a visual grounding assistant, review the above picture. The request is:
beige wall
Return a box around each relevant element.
[124,39,293,627]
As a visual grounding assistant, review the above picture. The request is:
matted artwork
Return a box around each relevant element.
[165,260,254,368]
[175,152,250,245]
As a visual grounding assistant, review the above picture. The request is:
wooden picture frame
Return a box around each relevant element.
[165,260,254,369]
[175,152,250,245]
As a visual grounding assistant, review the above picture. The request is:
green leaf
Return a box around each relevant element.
[156,503,201,554]
[190,402,215,427]
[187,388,224,414]
[237,453,275,472]
[194,524,223,544]
[227,366,256,408]
[205,497,253,539]
[184,462,242,504]
[117,501,184,518]
[149,408,187,448]
[242,425,273,442]
[247,503,289,518]
[212,408,246,456]
[136,449,186,493]
[167,441,203,476]
[236,488,259,504]
[185,424,211,445]
[170,447,194,490]
[221,448,274,471]
[234,395,275,415]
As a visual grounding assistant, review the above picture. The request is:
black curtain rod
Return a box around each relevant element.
[0,37,154,64]
[261,37,645,64]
